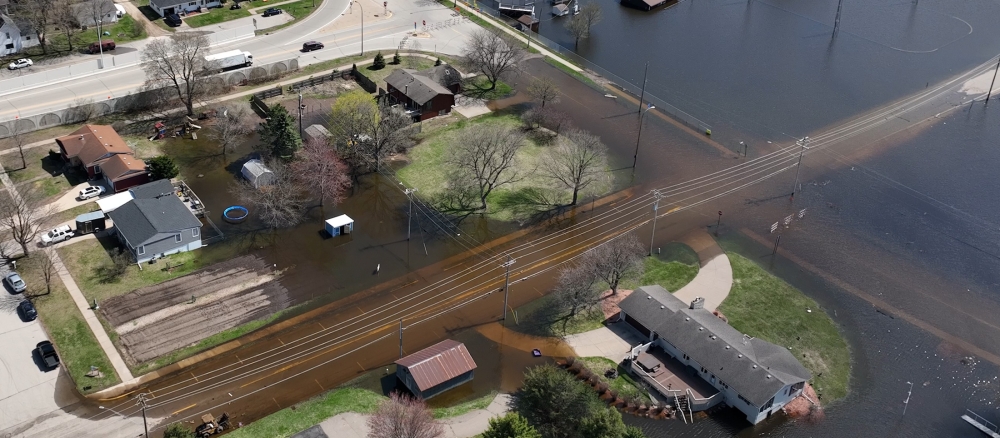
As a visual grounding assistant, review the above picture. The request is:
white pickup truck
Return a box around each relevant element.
[40,225,73,246]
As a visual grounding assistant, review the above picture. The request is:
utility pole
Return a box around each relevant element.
[501,255,515,322]
[632,104,656,173]
[637,61,649,120]
[740,141,748,157]
[405,188,417,240]
[649,190,664,256]
[790,137,809,201]
[136,393,150,438]
[715,210,723,237]
[297,94,303,138]
[987,55,1000,105]
[398,319,404,358]
[97,19,105,69]
[833,0,844,35]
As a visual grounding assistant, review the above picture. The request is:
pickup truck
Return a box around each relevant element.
[35,341,60,370]
[41,225,73,246]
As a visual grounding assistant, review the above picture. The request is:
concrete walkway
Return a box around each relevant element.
[565,230,732,359]
[296,394,510,438]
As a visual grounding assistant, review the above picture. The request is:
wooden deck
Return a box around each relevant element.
[634,348,718,400]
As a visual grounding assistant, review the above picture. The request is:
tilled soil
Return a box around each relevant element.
[100,255,291,365]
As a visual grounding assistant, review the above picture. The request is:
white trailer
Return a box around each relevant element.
[205,50,253,71]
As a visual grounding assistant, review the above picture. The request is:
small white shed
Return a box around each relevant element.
[241,159,275,188]
[325,215,354,236]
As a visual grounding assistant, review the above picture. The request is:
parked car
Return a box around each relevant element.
[302,41,324,52]
[165,13,183,27]
[78,185,106,200]
[8,58,33,70]
[3,271,26,293]
[35,341,60,370]
[262,7,282,16]
[88,39,116,54]
[40,225,73,246]
[18,300,37,321]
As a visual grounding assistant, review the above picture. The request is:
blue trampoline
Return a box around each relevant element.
[223,206,249,223]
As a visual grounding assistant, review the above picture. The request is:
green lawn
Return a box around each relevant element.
[225,388,386,438]
[577,357,649,402]
[252,0,324,33]
[361,56,436,89]
[622,244,700,292]
[464,76,513,101]
[184,7,251,27]
[16,253,121,394]
[44,204,101,229]
[71,15,148,46]
[1,146,51,183]
[56,237,209,303]
[543,57,599,90]
[432,391,497,418]
[718,253,851,402]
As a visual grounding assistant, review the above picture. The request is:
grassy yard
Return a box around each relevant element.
[225,388,385,438]
[718,253,851,402]
[44,204,101,229]
[184,7,251,27]
[361,56,437,89]
[4,16,147,62]
[432,391,497,418]
[464,76,513,100]
[56,237,209,303]
[622,243,700,292]
[577,357,649,402]
[15,253,121,393]
[544,57,600,90]
[251,0,324,33]
[1,145,87,202]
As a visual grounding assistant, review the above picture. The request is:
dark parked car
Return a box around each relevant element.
[88,39,115,54]
[19,300,37,321]
[302,41,324,52]
[165,13,182,27]
[35,341,60,370]
[262,7,282,16]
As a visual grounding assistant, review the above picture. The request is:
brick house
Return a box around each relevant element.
[385,65,462,122]
[55,125,148,192]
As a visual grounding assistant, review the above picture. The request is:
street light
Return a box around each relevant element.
[631,104,656,173]
[99,405,126,419]
[404,187,417,240]
[353,1,364,55]
[790,136,810,201]
[96,19,105,69]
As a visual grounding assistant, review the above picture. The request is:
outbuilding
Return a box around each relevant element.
[324,215,354,236]
[395,339,477,399]
[241,159,274,188]
[75,210,107,235]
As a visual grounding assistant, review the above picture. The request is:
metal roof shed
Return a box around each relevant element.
[241,159,275,188]
[324,215,354,236]
[395,339,477,399]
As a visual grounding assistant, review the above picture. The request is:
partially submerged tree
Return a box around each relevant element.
[141,33,212,116]
[367,392,443,438]
[582,232,645,296]
[291,137,352,207]
[148,155,179,180]
[527,77,559,108]
[230,160,305,229]
[258,104,301,160]
[566,2,603,49]
[162,422,195,438]
[541,129,608,205]
[513,365,601,438]
[462,28,524,91]
[556,263,600,318]
[329,90,411,175]
[447,122,526,211]
[0,185,51,256]
[210,102,254,158]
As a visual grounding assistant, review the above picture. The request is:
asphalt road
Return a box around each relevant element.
[0,0,478,121]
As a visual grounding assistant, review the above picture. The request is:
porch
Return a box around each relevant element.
[630,346,719,401]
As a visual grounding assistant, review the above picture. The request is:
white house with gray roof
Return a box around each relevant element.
[618,285,811,425]
[107,181,203,263]
[1,13,38,56]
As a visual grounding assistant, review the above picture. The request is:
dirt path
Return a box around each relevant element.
[101,255,291,365]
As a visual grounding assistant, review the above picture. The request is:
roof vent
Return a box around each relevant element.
[647,296,651,300]
[738,354,743,358]
[698,327,704,331]
[690,297,705,309]
[660,305,665,309]
[766,374,772,379]
[710,335,717,340]
[752,365,758,369]
[725,345,730,350]
[684,317,690,321]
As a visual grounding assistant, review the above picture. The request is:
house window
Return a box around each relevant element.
[189,2,196,5]
[5,33,9,39]
[175,234,182,243]
[4,43,12,50]
[137,246,145,255]
[700,367,707,374]
[192,228,199,237]
[94,165,102,174]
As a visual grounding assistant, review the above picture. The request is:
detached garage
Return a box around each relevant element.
[395,339,477,400]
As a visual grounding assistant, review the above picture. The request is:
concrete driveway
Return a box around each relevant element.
[0,286,83,434]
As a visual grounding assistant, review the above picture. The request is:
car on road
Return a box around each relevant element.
[34,341,59,370]
[8,58,33,70]
[18,300,37,321]
[302,41,324,52]
[78,185,105,200]
[165,13,183,27]
[40,225,73,246]
[4,271,26,293]
[262,7,282,16]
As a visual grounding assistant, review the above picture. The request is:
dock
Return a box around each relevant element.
[963,410,1000,437]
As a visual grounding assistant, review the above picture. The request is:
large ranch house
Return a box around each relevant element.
[618,285,811,425]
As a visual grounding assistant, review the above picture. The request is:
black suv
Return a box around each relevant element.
[262,7,282,16]
[165,13,182,27]
[302,41,324,52]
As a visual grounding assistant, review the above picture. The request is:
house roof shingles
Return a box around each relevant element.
[385,69,453,105]
[102,154,147,182]
[395,339,477,391]
[108,194,201,246]
[56,125,131,165]
[129,179,175,199]
[619,286,811,407]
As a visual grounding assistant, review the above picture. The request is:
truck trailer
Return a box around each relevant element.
[205,50,253,71]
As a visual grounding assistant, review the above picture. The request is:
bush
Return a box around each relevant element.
[483,413,541,438]
[148,155,179,180]
[372,52,386,70]
[435,58,442,66]
[163,422,194,438]
[393,51,401,65]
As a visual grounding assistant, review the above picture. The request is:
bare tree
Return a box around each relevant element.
[230,160,306,229]
[0,185,51,256]
[13,0,54,55]
[291,137,352,207]
[329,90,412,175]
[556,263,600,318]
[32,251,57,296]
[367,393,444,438]
[565,2,602,49]
[83,0,116,29]
[582,232,644,296]
[141,33,212,116]
[52,1,79,52]
[95,247,132,283]
[210,102,254,158]
[527,77,559,108]
[5,121,29,170]
[462,29,524,92]
[447,122,526,211]
[542,129,608,205]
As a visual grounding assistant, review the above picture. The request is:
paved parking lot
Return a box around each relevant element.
[0,283,83,434]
